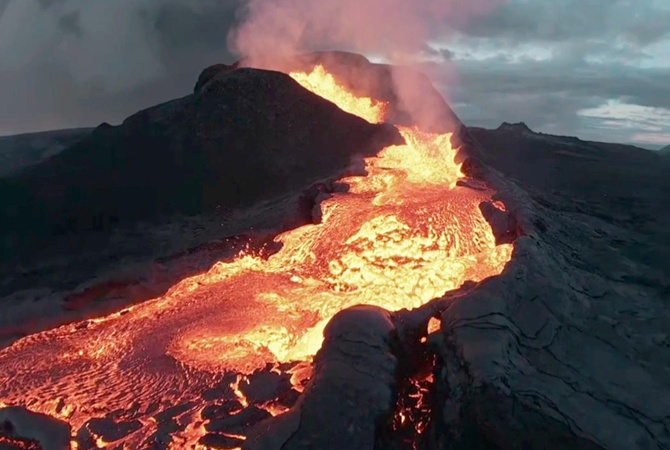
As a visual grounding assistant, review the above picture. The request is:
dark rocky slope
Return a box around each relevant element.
[416,124,670,450]
[469,122,670,281]
[0,67,400,260]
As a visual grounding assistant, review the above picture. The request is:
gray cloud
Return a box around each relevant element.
[435,54,670,146]
[427,0,670,147]
[453,0,670,46]
[0,0,242,135]
[57,10,82,37]
[35,0,67,8]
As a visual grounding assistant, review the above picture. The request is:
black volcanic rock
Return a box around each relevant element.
[244,306,399,450]
[79,417,143,443]
[193,63,236,94]
[467,125,670,274]
[415,125,670,450]
[0,406,71,450]
[0,67,402,258]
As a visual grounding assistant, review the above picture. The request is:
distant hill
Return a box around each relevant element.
[660,144,670,155]
[468,122,670,244]
[0,128,92,177]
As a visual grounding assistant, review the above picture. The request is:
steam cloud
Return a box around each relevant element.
[230,0,502,130]
[231,0,501,65]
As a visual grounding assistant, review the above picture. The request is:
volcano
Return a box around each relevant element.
[0,52,669,450]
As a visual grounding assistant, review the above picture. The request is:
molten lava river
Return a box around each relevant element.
[0,66,512,449]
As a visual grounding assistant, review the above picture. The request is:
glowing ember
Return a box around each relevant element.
[0,436,42,450]
[427,317,441,334]
[0,64,512,447]
[391,365,436,449]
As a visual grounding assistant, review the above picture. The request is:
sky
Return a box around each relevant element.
[0,0,668,149]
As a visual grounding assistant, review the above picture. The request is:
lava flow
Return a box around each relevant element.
[0,65,512,448]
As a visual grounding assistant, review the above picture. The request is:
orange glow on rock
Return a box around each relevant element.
[0,64,512,447]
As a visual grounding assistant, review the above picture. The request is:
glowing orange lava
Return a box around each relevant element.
[0,64,512,448]
[288,65,387,123]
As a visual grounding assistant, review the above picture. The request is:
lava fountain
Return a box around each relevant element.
[0,65,512,449]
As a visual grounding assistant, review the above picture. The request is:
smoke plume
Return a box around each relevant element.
[231,0,501,66]
[230,0,502,130]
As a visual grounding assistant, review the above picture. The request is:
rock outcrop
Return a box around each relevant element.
[244,306,399,450]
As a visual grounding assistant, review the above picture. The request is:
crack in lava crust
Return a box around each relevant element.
[0,65,512,448]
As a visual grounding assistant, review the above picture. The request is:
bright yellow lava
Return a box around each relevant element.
[288,65,387,123]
